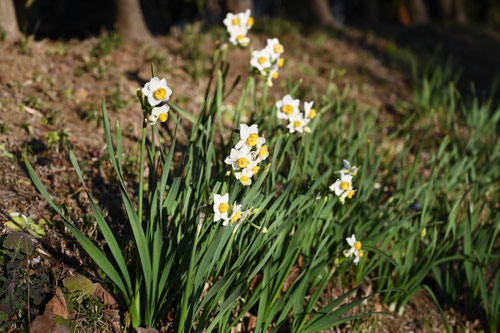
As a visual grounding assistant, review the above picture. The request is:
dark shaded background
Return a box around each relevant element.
[14,0,500,39]
[10,0,500,101]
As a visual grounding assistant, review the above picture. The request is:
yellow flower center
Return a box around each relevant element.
[340,181,350,191]
[231,210,242,224]
[247,17,254,27]
[159,113,168,122]
[237,157,249,168]
[293,120,301,128]
[347,190,355,199]
[240,175,249,184]
[236,35,244,41]
[258,145,268,158]
[309,109,317,119]
[358,249,364,258]
[272,72,279,79]
[232,18,240,26]
[258,56,267,64]
[278,58,284,67]
[354,241,362,250]
[218,203,229,213]
[252,166,260,174]
[247,133,259,146]
[154,88,167,100]
[273,43,283,53]
[282,104,294,115]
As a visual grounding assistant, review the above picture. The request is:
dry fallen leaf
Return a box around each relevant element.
[92,283,117,306]
[30,288,70,333]
[45,288,69,319]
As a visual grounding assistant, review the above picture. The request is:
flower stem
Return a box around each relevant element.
[261,82,269,110]
[138,118,147,224]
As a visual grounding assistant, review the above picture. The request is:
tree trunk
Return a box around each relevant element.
[310,0,340,28]
[0,0,21,41]
[115,0,154,43]
[225,0,253,13]
[409,0,429,24]
[454,0,467,23]
[440,0,453,22]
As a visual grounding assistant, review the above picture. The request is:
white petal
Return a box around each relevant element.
[152,104,170,117]
[240,124,250,140]
[224,156,233,165]
[149,77,161,91]
[142,82,151,96]
[343,249,353,257]
[165,86,173,100]
[214,194,221,205]
[347,234,356,246]
[248,124,258,134]
[343,159,351,169]
[148,94,161,106]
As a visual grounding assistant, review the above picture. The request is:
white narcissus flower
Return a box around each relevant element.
[225,122,268,187]
[226,203,243,226]
[213,193,230,223]
[224,10,253,47]
[253,144,269,163]
[223,10,253,29]
[287,113,309,134]
[276,94,300,120]
[142,77,172,107]
[246,159,261,176]
[329,173,356,204]
[340,159,359,176]
[223,12,242,29]
[235,124,265,151]
[148,104,170,125]
[240,9,253,29]
[266,64,280,86]
[278,57,285,68]
[250,49,272,72]
[224,148,253,170]
[235,167,254,186]
[266,38,284,60]
[304,101,317,120]
[228,26,250,47]
[343,234,364,265]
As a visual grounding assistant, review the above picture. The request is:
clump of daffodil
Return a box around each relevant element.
[329,159,358,204]
[223,9,253,47]
[344,234,364,265]
[212,193,247,227]
[250,38,285,86]
[224,123,269,186]
[141,77,173,125]
[276,96,317,134]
